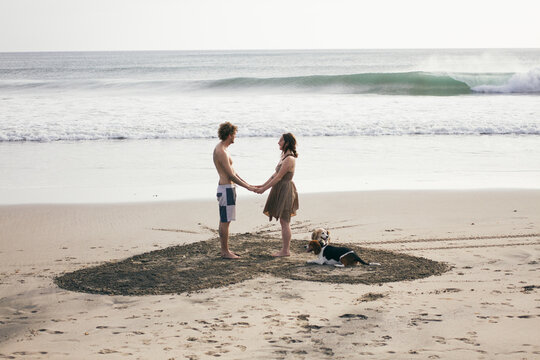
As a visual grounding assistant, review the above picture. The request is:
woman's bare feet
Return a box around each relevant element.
[272,250,290,257]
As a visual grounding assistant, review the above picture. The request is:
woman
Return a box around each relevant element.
[256,133,299,257]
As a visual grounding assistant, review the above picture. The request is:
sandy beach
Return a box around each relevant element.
[1,190,539,359]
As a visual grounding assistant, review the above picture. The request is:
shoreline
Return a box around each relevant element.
[1,189,539,358]
[2,135,540,205]
[2,187,540,206]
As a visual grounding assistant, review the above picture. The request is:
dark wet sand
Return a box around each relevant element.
[55,234,450,295]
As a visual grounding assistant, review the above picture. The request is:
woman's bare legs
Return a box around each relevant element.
[273,218,291,257]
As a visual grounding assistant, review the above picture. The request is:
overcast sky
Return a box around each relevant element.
[1,0,539,52]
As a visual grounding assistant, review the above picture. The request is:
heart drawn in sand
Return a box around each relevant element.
[55,234,450,296]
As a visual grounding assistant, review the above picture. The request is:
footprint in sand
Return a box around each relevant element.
[455,337,480,346]
[231,322,250,327]
[98,349,119,354]
[339,313,368,320]
[37,329,64,335]
[11,351,48,357]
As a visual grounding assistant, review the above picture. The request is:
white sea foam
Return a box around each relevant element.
[1,93,539,142]
[472,68,540,93]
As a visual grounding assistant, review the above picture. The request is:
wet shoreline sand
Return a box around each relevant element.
[1,190,539,358]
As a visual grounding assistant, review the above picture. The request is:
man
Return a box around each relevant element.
[213,122,253,259]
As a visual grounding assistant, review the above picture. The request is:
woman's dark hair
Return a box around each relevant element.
[282,133,298,157]
[218,122,238,141]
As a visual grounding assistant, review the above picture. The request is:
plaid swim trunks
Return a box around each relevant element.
[217,184,236,223]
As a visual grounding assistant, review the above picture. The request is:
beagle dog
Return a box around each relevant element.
[306,238,381,268]
[311,228,331,247]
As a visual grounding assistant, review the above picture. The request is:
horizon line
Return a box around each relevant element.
[1,47,540,55]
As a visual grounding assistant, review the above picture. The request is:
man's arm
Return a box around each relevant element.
[235,173,255,191]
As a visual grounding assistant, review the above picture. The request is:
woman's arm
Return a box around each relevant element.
[257,171,278,188]
[256,157,294,194]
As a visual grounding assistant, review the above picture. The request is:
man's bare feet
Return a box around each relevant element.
[272,250,290,257]
[221,251,240,259]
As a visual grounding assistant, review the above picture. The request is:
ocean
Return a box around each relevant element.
[1,49,539,204]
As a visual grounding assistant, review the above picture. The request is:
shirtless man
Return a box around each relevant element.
[213,122,253,259]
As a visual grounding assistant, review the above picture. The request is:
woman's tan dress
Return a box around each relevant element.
[263,155,299,222]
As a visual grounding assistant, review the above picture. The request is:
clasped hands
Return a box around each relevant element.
[247,185,267,194]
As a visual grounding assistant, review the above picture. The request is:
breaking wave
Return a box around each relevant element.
[202,72,472,95]
[1,70,539,96]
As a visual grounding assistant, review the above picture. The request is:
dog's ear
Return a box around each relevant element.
[310,240,322,255]
[311,230,318,240]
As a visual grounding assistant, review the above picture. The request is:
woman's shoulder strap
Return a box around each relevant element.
[282,153,295,160]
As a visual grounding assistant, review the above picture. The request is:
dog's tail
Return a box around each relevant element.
[352,253,381,266]
[351,253,370,266]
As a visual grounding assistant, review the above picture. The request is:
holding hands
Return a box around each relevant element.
[254,185,267,194]
[246,185,266,194]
